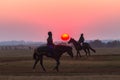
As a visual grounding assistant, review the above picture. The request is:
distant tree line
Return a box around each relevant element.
[0,46,34,50]
[89,40,120,48]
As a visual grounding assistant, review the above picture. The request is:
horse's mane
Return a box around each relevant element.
[70,38,80,46]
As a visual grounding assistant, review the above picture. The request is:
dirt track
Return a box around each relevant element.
[0,55,120,76]
[0,48,120,80]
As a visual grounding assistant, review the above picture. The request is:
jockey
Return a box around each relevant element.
[47,31,55,56]
[78,33,85,46]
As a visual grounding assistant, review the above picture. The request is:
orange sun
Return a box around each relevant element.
[61,33,70,41]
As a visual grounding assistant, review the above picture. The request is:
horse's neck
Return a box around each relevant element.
[73,40,79,46]
[72,40,83,49]
[55,46,66,54]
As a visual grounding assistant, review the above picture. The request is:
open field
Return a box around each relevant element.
[0,48,120,80]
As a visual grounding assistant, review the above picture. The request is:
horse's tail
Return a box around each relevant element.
[33,49,39,60]
[89,46,96,53]
[84,43,96,53]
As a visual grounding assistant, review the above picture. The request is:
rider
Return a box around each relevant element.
[47,31,55,56]
[78,33,85,46]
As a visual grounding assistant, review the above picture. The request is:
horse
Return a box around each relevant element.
[68,38,96,57]
[32,45,73,72]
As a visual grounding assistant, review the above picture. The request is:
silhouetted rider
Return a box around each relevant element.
[47,31,55,56]
[78,33,85,46]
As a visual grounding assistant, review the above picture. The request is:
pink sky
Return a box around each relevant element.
[0,0,120,42]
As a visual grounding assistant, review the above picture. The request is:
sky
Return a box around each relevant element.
[0,0,120,42]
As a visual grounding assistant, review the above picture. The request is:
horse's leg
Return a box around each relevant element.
[83,49,88,57]
[53,59,60,72]
[33,59,39,70]
[87,48,90,56]
[76,50,79,58]
[39,56,46,72]
[78,50,82,57]
[76,50,81,58]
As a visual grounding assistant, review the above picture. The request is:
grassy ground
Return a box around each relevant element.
[0,48,120,80]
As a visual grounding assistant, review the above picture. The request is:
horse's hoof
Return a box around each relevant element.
[33,69,35,72]
[42,69,46,72]
[56,70,59,72]
[53,68,59,72]
[53,67,58,71]
[53,68,56,70]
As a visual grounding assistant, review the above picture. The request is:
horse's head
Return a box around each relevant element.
[68,38,75,44]
[66,46,74,58]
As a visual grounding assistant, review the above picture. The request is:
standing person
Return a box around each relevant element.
[78,33,85,46]
[47,31,55,56]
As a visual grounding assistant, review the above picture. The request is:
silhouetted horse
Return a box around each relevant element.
[33,45,73,72]
[68,38,96,57]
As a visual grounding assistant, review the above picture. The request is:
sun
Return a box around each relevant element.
[61,33,70,41]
